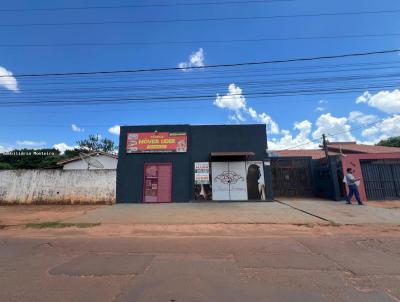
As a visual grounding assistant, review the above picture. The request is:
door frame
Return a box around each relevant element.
[142,162,173,203]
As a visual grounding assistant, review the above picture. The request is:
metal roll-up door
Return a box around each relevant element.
[361,160,400,200]
[380,164,397,199]
[393,164,400,197]
[361,162,385,200]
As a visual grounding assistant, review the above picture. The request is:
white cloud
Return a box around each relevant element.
[214,83,246,111]
[178,48,205,71]
[356,91,371,104]
[268,120,318,150]
[348,111,377,125]
[356,89,400,114]
[53,143,75,154]
[315,107,325,112]
[361,115,400,142]
[214,84,279,134]
[312,113,355,142]
[269,113,359,150]
[0,145,13,153]
[108,125,120,135]
[361,126,380,138]
[189,48,204,67]
[378,115,400,135]
[0,66,19,92]
[319,99,327,104]
[255,111,279,134]
[16,140,46,146]
[71,124,84,132]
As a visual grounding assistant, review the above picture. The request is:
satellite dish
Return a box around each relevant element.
[79,153,104,170]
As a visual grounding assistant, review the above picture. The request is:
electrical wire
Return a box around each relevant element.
[1,8,400,27]
[3,73,398,98]
[1,83,398,107]
[14,62,400,92]
[0,0,294,13]
[1,49,399,78]
[1,33,399,48]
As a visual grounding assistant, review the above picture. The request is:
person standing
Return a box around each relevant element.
[344,168,364,205]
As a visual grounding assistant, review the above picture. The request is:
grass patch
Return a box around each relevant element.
[25,221,100,229]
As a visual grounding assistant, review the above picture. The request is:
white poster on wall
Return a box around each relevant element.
[211,161,266,201]
[245,161,266,200]
[228,161,247,200]
[194,162,210,185]
[212,162,247,200]
[211,162,230,200]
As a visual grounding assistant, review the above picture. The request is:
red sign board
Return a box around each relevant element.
[127,132,187,153]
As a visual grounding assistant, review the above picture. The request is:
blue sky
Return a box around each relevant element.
[0,0,400,152]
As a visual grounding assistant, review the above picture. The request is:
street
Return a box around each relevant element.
[1,223,400,302]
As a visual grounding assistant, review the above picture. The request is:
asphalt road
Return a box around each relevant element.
[1,230,400,302]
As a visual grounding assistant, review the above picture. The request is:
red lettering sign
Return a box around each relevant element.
[127,132,187,153]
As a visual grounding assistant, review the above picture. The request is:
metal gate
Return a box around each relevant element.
[361,160,400,200]
[211,162,247,200]
[271,158,313,197]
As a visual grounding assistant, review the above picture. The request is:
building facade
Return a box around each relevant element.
[116,124,272,203]
[341,153,400,201]
[273,143,400,201]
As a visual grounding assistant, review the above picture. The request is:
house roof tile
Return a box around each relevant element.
[327,143,400,154]
[57,151,118,166]
[271,149,337,159]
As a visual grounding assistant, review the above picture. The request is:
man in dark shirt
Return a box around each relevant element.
[344,168,364,205]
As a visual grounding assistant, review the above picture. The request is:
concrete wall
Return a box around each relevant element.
[63,155,118,170]
[0,170,116,204]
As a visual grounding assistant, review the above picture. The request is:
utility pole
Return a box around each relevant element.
[322,133,341,201]
[322,134,329,160]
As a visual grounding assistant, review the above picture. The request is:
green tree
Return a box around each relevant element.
[377,136,400,148]
[64,148,89,158]
[76,134,117,153]
[0,148,61,170]
[0,162,13,169]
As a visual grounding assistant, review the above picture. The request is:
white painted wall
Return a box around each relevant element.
[0,170,116,204]
[63,155,117,170]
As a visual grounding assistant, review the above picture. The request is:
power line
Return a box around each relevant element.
[14,61,400,88]
[0,0,294,12]
[1,49,399,78]
[1,83,398,107]
[1,8,399,27]
[3,71,399,96]
[1,33,399,48]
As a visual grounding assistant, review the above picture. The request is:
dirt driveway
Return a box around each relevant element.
[0,205,102,226]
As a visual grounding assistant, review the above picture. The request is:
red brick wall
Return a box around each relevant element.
[341,153,400,201]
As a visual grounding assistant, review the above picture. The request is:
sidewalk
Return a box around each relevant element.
[280,198,400,225]
[66,202,323,225]
[65,199,400,226]
[2,199,399,228]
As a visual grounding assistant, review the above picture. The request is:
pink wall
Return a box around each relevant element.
[341,153,400,201]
